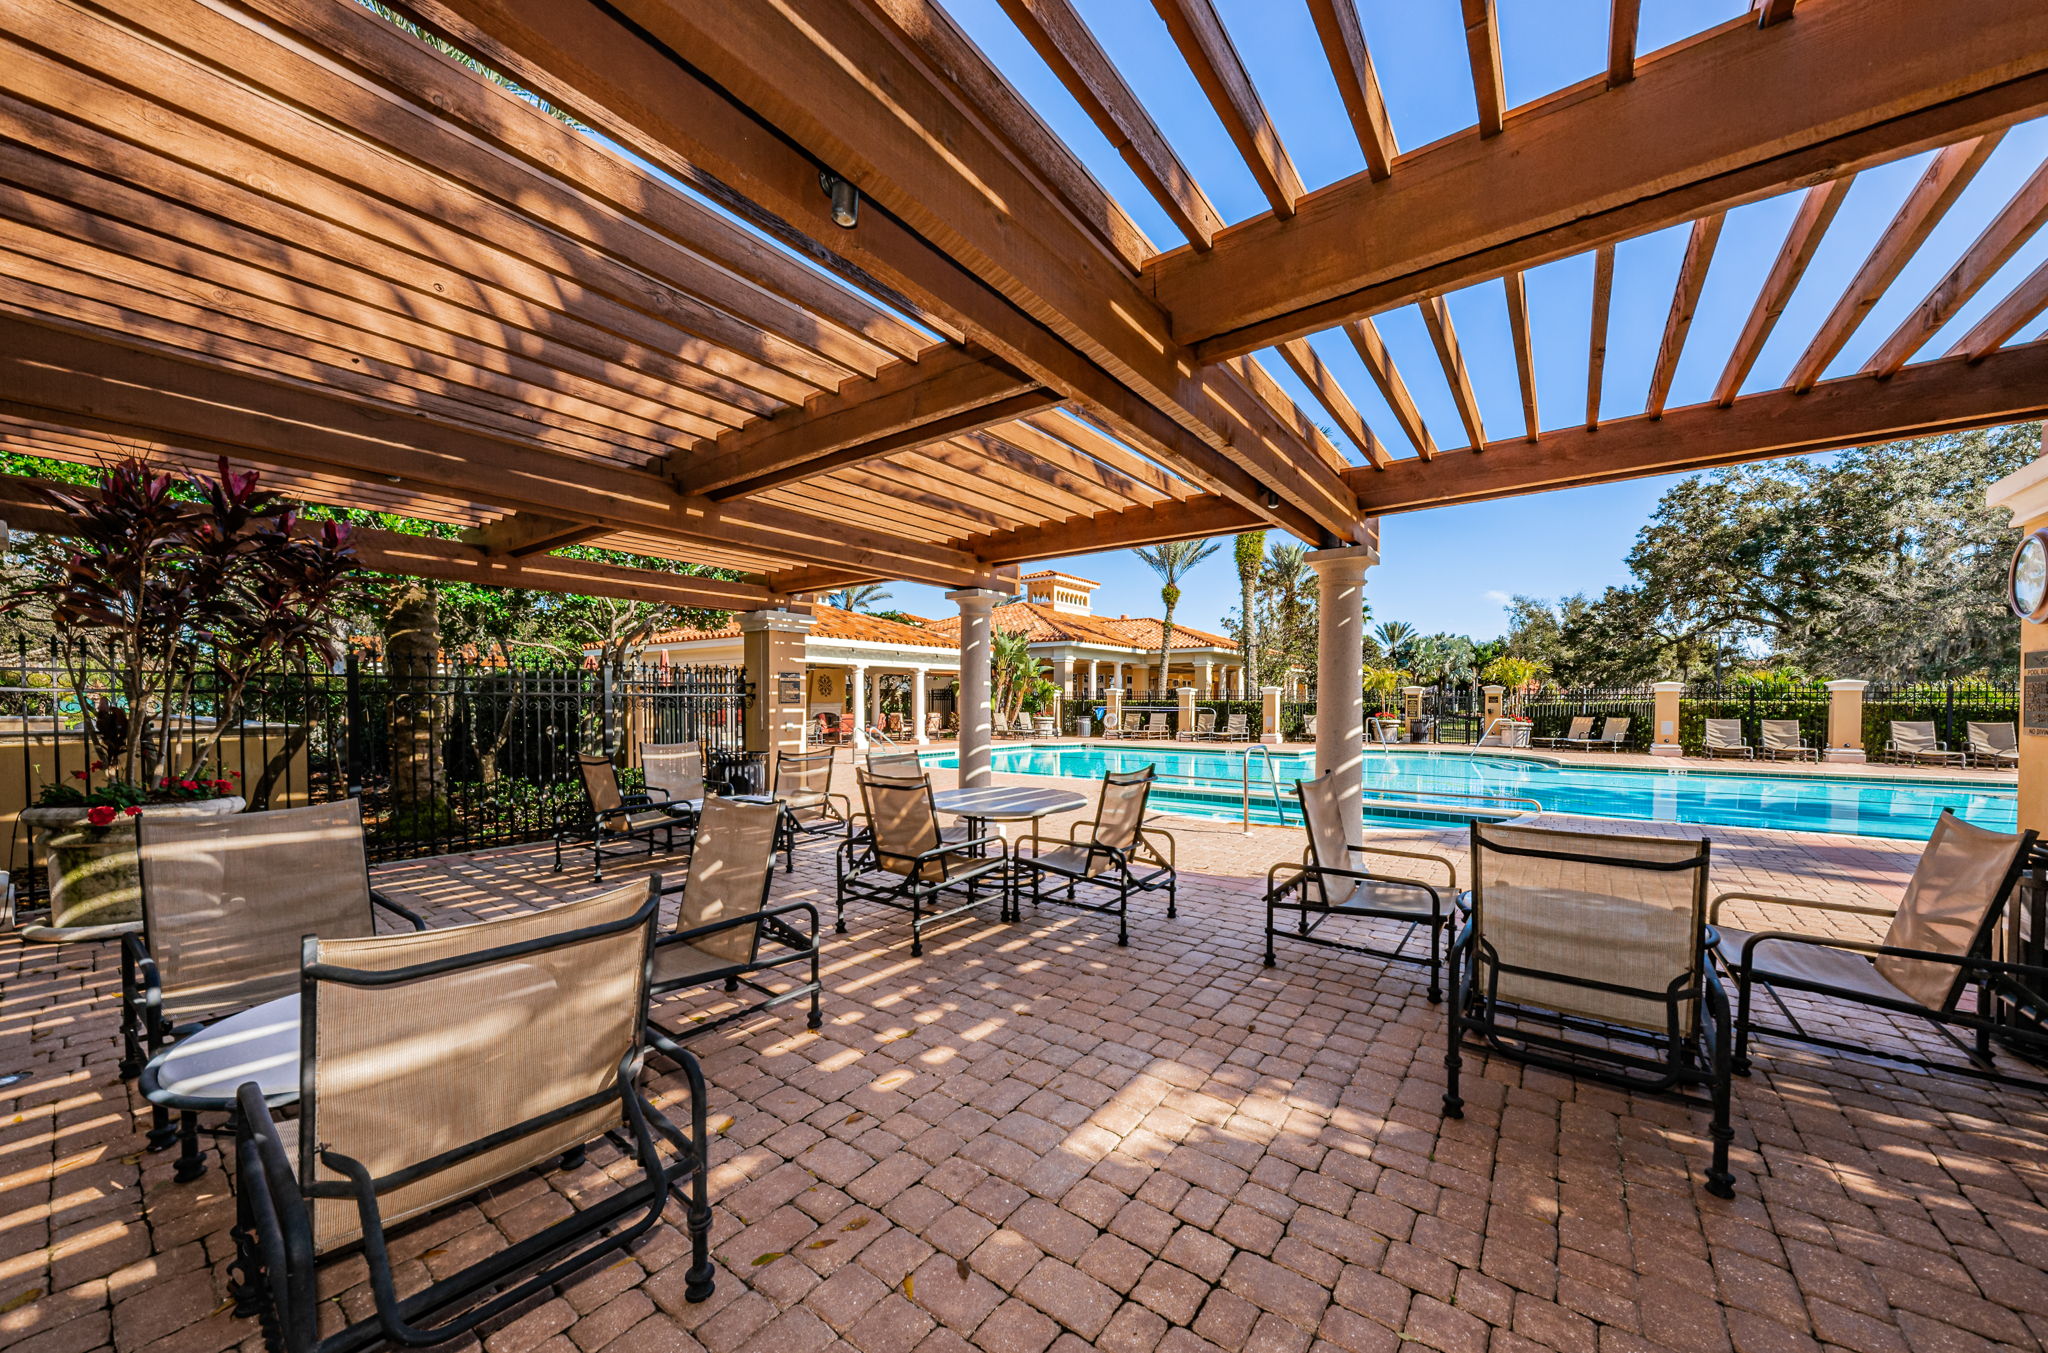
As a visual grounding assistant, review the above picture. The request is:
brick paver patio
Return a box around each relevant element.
[4,754,2045,1353]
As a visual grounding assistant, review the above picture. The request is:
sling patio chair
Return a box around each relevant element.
[1302,714,1317,739]
[648,797,822,1048]
[765,748,851,871]
[1562,716,1631,752]
[924,712,950,740]
[639,740,706,836]
[1886,720,1966,766]
[554,753,684,882]
[1966,721,2019,769]
[1712,810,2045,1087]
[1139,712,1170,740]
[230,879,720,1353]
[865,749,924,778]
[1217,712,1252,742]
[1701,719,1755,759]
[1759,719,1819,762]
[836,771,1010,957]
[884,713,906,738]
[1176,709,1216,741]
[1105,712,1143,740]
[1265,770,1459,1001]
[814,712,845,746]
[1015,768,1177,947]
[1446,822,1735,1197]
[1532,716,1593,750]
[128,798,425,1181]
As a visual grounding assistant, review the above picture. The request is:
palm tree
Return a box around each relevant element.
[1232,531,1266,694]
[1373,620,1419,668]
[827,583,892,612]
[990,630,1040,720]
[1133,538,1222,693]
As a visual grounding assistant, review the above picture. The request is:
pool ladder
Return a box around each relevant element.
[1241,745,1287,834]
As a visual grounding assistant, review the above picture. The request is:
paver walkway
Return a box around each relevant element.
[3,757,2045,1353]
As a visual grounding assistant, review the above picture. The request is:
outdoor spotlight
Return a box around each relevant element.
[1263,487,1281,508]
[820,171,859,228]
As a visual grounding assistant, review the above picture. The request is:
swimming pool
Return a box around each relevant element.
[916,745,2017,841]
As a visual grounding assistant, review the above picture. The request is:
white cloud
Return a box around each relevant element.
[1482,590,1511,605]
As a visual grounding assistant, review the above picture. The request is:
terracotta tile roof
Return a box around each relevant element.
[923,601,1237,652]
[647,605,954,649]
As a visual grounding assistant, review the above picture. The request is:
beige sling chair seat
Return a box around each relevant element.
[849,757,976,857]
[640,741,707,823]
[1759,719,1819,762]
[1140,712,1169,739]
[1531,716,1593,750]
[1448,822,1735,1197]
[554,753,684,883]
[648,797,821,1049]
[127,799,424,1182]
[1712,810,2045,1088]
[836,771,1010,957]
[1015,769,1177,947]
[1265,771,1459,1000]
[1967,721,2019,768]
[753,748,852,872]
[230,879,720,1353]
[1104,713,1143,739]
[1701,719,1754,759]
[1887,720,1965,766]
[1176,710,1216,742]
[1217,712,1252,742]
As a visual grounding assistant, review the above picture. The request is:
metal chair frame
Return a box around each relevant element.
[1014,769,1177,947]
[553,754,685,882]
[835,774,1010,957]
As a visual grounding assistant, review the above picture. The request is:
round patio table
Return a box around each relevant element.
[930,786,1087,924]
[140,994,301,1113]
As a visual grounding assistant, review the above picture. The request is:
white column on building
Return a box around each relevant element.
[1200,659,1215,697]
[911,667,930,745]
[849,661,870,749]
[947,588,1005,788]
[1309,542,1380,825]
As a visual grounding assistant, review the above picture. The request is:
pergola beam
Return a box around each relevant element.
[674,346,1054,499]
[1349,338,2048,512]
[1306,0,1395,180]
[1153,0,1305,218]
[1151,0,2048,359]
[1714,177,1851,404]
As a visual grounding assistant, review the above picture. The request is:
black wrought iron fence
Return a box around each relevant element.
[1862,679,2019,757]
[1512,686,1654,749]
[0,648,750,900]
[1679,680,1831,755]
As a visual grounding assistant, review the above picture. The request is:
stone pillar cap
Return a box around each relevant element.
[738,609,815,634]
[1649,680,1687,692]
[1823,679,1870,692]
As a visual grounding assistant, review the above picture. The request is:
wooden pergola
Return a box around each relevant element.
[3,0,2048,794]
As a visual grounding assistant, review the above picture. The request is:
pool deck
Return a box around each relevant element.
[4,754,2045,1353]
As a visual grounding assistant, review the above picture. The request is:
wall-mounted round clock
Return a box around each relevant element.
[2009,527,2048,621]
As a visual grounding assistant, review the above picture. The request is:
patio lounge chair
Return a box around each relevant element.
[639,741,705,833]
[765,748,851,870]
[127,799,425,1180]
[1966,721,2019,768]
[1701,719,1754,759]
[1532,717,1593,750]
[1759,719,1818,762]
[1562,716,1630,752]
[884,713,906,738]
[1302,714,1316,739]
[815,712,845,746]
[924,712,949,740]
[1265,770,1459,1001]
[1105,713,1142,740]
[865,749,924,778]
[1139,712,1169,740]
[1713,810,2044,1086]
[1446,823,1734,1197]
[649,796,822,1046]
[1016,769,1177,947]
[231,879,720,1353]
[1217,712,1251,742]
[836,771,1010,957]
[1177,710,1216,741]
[555,753,685,882]
[1887,720,1966,766]
[1014,711,1039,737]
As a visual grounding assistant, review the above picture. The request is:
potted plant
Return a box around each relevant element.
[9,459,357,937]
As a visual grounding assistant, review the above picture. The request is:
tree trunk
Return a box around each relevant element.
[1241,576,1259,690]
[384,582,444,814]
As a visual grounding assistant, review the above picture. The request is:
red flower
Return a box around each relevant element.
[229,770,241,779]
[123,806,141,817]
[70,769,86,780]
[177,780,198,791]
[85,805,117,828]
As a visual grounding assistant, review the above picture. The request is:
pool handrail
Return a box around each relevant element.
[1240,745,1286,834]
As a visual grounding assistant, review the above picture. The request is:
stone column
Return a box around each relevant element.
[1651,681,1685,757]
[1824,679,1869,763]
[1260,685,1282,745]
[911,667,930,745]
[1309,542,1378,824]
[1200,660,1215,697]
[848,661,870,750]
[1176,684,1196,738]
[1991,448,2048,828]
[947,588,1005,788]
[1482,684,1505,729]
[739,609,815,760]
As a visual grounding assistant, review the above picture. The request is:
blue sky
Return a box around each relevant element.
[875,2,2048,637]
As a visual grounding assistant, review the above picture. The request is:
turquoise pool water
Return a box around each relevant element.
[916,745,2017,841]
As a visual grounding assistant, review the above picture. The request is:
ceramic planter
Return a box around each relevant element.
[19,796,246,940]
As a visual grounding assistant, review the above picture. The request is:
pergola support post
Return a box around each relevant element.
[739,609,814,761]
[1309,542,1380,825]
[948,588,1007,787]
